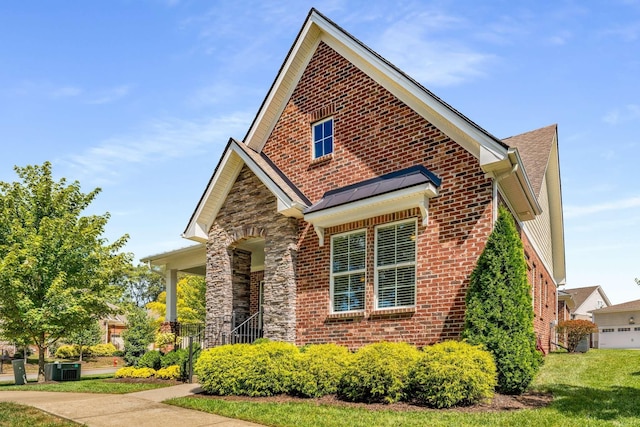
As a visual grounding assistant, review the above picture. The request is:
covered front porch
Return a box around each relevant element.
[141,239,272,348]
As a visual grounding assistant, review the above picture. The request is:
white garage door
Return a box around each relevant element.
[599,326,640,349]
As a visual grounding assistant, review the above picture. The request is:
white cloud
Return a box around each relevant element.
[564,196,640,218]
[375,11,494,87]
[50,86,83,98]
[61,112,251,185]
[600,21,640,42]
[87,85,133,105]
[603,104,640,125]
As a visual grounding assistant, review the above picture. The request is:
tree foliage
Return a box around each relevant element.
[463,206,542,394]
[122,306,155,366]
[0,162,130,380]
[556,320,597,352]
[119,264,164,307]
[147,275,205,324]
[66,321,102,361]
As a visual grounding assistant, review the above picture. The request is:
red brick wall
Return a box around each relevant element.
[250,270,264,316]
[521,231,557,354]
[263,42,495,349]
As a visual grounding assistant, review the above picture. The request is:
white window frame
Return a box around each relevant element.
[374,219,417,310]
[330,228,366,314]
[312,117,334,159]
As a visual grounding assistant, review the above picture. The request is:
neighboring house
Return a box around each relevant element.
[100,303,127,350]
[142,9,565,353]
[592,300,640,349]
[557,285,611,348]
[560,286,611,321]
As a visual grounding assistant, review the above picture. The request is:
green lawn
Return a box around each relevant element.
[167,349,640,427]
[0,375,175,394]
[0,402,79,426]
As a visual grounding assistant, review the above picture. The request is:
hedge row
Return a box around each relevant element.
[55,343,118,359]
[114,365,181,380]
[195,340,497,408]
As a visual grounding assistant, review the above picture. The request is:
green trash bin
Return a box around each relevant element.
[45,362,81,381]
[12,359,27,385]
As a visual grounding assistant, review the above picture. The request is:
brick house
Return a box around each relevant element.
[144,9,565,353]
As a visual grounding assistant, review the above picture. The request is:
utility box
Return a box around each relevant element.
[44,362,81,381]
[12,359,27,385]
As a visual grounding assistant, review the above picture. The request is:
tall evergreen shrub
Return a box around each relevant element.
[462,206,542,394]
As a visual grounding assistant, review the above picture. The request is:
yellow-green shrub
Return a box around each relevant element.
[89,343,118,357]
[55,345,79,359]
[114,367,156,378]
[291,344,352,398]
[407,341,497,408]
[114,367,137,378]
[156,365,181,380]
[195,341,299,396]
[337,342,421,403]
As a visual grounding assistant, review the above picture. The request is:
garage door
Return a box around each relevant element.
[599,326,640,349]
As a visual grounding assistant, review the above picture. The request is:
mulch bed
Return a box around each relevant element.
[189,391,553,413]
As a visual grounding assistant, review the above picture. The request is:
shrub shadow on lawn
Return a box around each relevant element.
[549,384,640,421]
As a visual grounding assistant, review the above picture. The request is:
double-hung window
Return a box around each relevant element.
[331,230,366,313]
[313,117,333,158]
[375,220,417,309]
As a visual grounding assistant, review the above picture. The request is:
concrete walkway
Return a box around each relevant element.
[0,383,263,426]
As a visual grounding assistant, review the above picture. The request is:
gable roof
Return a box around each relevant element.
[241,8,540,221]
[592,299,640,314]
[503,124,557,197]
[563,286,612,310]
[183,139,309,241]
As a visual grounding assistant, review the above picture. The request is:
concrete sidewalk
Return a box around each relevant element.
[0,383,263,426]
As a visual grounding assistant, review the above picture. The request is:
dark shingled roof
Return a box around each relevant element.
[305,165,441,214]
[502,124,557,197]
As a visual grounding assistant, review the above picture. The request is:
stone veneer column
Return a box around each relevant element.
[205,222,233,348]
[262,218,298,342]
[231,248,251,324]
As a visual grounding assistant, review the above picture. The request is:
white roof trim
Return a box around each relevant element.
[183,140,305,242]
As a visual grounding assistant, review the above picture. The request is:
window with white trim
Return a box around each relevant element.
[375,220,417,309]
[331,230,366,313]
[312,117,333,158]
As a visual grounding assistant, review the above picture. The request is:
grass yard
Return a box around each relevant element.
[0,375,176,394]
[0,402,79,426]
[167,349,640,427]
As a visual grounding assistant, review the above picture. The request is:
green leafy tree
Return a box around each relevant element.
[122,306,155,366]
[147,275,205,324]
[120,264,164,307]
[0,162,130,381]
[463,206,542,394]
[66,321,102,362]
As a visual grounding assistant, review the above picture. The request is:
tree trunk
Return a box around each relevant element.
[79,346,83,362]
[37,332,46,383]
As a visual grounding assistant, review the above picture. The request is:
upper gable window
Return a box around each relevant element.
[313,117,333,159]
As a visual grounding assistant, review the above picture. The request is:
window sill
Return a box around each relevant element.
[325,311,365,321]
[370,307,416,318]
[309,154,333,167]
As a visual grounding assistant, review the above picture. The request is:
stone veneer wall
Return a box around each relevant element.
[205,165,298,346]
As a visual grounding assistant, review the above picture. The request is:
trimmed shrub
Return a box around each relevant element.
[156,365,181,380]
[463,206,543,394]
[130,367,156,378]
[55,345,79,359]
[161,349,186,368]
[195,341,299,396]
[337,342,421,403]
[407,341,497,408]
[89,343,118,357]
[114,367,137,378]
[291,343,352,398]
[137,350,162,370]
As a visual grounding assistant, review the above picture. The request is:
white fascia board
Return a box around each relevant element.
[304,183,438,230]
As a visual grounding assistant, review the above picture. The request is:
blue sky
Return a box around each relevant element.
[1,1,639,304]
